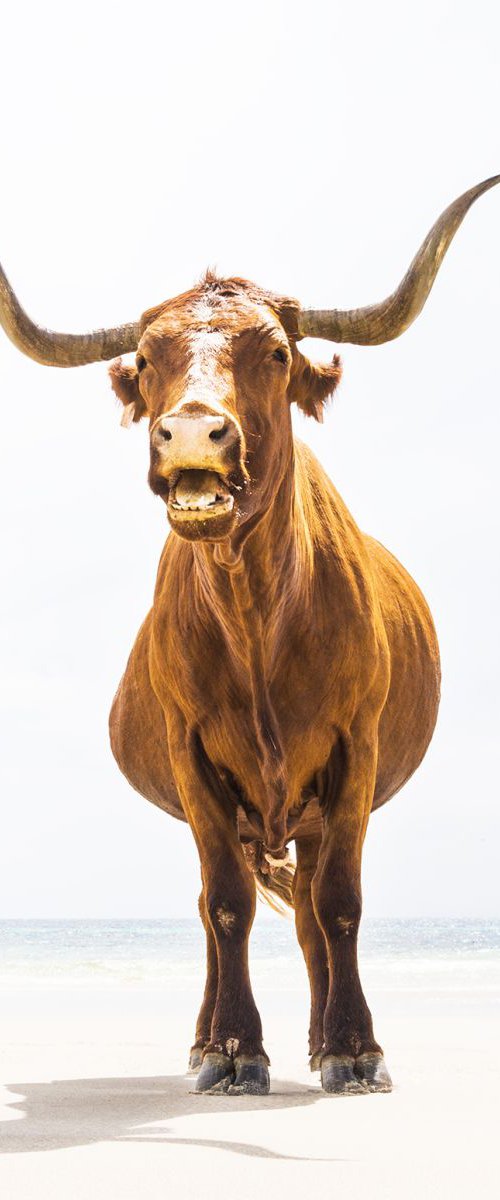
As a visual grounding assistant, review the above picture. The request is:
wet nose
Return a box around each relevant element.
[151,412,236,460]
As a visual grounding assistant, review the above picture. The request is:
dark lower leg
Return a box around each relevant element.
[194,858,269,1094]
[313,867,380,1059]
[294,837,329,1063]
[313,862,391,1094]
[205,866,266,1060]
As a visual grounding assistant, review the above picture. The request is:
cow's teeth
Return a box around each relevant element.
[168,470,234,516]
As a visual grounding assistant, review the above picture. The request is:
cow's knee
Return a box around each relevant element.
[206,873,255,942]
[312,873,362,942]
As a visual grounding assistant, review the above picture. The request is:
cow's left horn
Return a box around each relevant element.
[298,175,500,345]
[0,262,140,366]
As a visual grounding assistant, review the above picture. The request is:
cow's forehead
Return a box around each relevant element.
[142,292,284,348]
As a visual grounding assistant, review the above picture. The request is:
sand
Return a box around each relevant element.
[0,981,497,1198]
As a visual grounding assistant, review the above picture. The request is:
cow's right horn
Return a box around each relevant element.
[0,262,140,367]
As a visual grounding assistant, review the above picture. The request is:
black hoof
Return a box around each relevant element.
[321,1054,368,1095]
[227,1055,270,1095]
[193,1052,234,1093]
[309,1050,323,1072]
[355,1052,392,1092]
[187,1046,204,1073]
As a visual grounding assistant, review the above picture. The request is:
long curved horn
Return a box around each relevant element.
[0,262,140,366]
[298,175,500,344]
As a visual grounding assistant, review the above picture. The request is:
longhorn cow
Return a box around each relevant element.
[1,177,498,1095]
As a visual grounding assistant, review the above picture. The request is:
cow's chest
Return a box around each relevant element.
[164,608,365,817]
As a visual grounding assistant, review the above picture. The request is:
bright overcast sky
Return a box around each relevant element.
[0,0,499,917]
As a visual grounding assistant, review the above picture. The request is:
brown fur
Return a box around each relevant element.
[109,274,440,1071]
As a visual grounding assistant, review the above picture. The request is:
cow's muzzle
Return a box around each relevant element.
[149,409,248,540]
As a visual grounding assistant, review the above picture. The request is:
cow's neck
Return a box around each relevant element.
[193,448,307,851]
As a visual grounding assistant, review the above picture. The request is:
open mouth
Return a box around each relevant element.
[167,469,235,520]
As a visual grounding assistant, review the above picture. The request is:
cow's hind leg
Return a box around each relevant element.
[188,889,219,1071]
[313,723,392,1095]
[294,836,329,1070]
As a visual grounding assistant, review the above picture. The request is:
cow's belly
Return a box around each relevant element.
[109,612,185,821]
[366,536,441,810]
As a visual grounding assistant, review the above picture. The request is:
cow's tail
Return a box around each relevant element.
[243,842,295,916]
[254,863,295,915]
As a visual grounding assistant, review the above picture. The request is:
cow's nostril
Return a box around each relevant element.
[209,425,228,442]
[159,428,172,441]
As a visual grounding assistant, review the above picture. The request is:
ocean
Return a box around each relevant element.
[1,917,499,1002]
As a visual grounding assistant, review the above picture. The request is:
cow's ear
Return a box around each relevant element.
[287,347,342,422]
[109,359,147,425]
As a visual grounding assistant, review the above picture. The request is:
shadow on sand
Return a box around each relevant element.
[0,1074,340,1161]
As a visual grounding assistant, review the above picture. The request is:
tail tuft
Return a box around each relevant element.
[243,842,295,916]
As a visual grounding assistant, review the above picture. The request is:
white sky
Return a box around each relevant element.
[0,0,499,918]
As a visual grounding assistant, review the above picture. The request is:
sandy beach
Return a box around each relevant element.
[1,933,498,1200]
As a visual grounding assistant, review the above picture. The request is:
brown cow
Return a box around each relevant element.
[1,177,498,1096]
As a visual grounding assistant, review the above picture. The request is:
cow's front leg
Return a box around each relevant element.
[312,724,392,1095]
[196,838,269,1095]
[171,721,269,1096]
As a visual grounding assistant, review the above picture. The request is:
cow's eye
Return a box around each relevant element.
[272,348,289,366]
[136,354,148,372]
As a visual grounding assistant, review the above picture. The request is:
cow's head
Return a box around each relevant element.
[1,176,498,542]
[108,275,342,541]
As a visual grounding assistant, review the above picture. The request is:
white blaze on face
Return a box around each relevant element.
[183,325,229,413]
[165,299,230,418]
